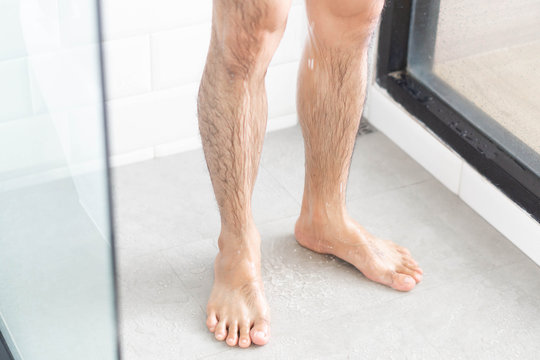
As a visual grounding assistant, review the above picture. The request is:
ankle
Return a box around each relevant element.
[299,197,348,225]
[218,223,261,254]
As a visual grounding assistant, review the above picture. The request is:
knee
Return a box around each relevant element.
[326,0,385,24]
[307,0,385,46]
[212,0,291,78]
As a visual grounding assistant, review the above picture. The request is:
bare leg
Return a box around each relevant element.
[197,0,291,347]
[295,0,423,291]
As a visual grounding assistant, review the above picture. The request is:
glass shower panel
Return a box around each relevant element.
[0,0,118,359]
[408,0,540,176]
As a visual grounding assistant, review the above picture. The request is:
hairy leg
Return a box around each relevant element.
[197,0,291,347]
[295,0,423,291]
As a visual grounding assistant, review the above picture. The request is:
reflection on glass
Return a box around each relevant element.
[0,1,118,359]
[408,0,540,176]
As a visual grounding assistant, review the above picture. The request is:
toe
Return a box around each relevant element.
[206,312,218,332]
[391,272,416,291]
[405,261,424,277]
[397,265,422,283]
[238,322,251,348]
[226,322,238,347]
[406,263,423,281]
[397,246,411,256]
[214,319,227,341]
[250,318,270,346]
[402,255,418,267]
[401,255,422,275]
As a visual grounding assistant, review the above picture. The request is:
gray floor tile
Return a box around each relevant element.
[163,216,408,340]
[260,126,433,203]
[118,250,225,359]
[0,180,117,360]
[346,180,528,290]
[113,150,299,256]
[113,126,540,360]
[413,262,540,359]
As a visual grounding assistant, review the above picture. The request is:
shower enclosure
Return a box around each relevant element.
[0,0,119,359]
[377,0,540,220]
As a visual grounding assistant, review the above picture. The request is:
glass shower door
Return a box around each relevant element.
[0,0,118,359]
[407,0,540,178]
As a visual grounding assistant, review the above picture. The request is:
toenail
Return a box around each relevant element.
[404,277,414,284]
[254,331,265,338]
[241,339,248,344]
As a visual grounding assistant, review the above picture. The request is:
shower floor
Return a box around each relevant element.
[113,125,540,359]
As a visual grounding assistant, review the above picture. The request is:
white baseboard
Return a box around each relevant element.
[367,84,540,266]
[109,113,298,167]
[109,147,154,168]
[367,85,463,193]
[459,163,540,266]
[1,113,298,191]
[266,113,298,132]
[154,136,202,157]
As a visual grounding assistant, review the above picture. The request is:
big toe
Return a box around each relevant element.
[391,272,416,292]
[206,312,218,332]
[250,319,270,346]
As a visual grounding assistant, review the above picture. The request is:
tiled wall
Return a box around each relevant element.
[102,0,308,165]
[1,0,106,187]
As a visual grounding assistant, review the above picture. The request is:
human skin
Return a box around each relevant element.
[197,0,423,348]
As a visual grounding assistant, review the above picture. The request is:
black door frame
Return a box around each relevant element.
[376,0,540,221]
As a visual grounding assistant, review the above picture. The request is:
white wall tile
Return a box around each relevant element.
[151,23,211,90]
[0,113,67,179]
[107,83,199,155]
[103,0,303,159]
[17,0,62,55]
[66,105,107,164]
[146,0,212,33]
[103,35,151,99]
[110,148,154,168]
[459,163,540,266]
[102,0,212,40]
[271,5,307,66]
[367,85,463,193]
[266,61,298,119]
[267,113,298,132]
[0,2,27,61]
[28,67,48,115]
[58,0,99,47]
[101,0,150,40]
[28,44,102,112]
[0,58,33,122]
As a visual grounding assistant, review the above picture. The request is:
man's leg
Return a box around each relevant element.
[295,0,423,291]
[197,0,291,348]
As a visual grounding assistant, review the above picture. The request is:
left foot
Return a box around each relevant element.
[294,212,423,291]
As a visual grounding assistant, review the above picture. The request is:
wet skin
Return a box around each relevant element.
[198,0,420,348]
[205,229,270,347]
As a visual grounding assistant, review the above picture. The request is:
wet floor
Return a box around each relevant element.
[113,125,540,359]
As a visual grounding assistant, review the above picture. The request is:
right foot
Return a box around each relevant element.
[206,230,271,348]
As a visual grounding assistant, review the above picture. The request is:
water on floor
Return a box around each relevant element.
[113,126,540,359]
